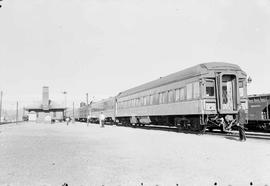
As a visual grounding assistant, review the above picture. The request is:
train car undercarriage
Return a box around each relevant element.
[116,114,237,133]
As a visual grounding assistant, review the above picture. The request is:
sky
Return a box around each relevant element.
[0,0,270,110]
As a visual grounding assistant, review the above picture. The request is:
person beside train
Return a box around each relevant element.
[99,112,105,128]
[66,117,70,126]
[87,115,91,126]
[236,104,247,142]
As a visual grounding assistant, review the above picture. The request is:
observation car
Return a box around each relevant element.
[115,62,248,131]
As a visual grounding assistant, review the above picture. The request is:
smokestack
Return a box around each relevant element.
[42,86,49,110]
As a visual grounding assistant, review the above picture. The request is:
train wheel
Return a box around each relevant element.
[199,125,207,133]
[177,125,182,132]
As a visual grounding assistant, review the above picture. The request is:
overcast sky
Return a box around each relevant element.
[0,0,270,109]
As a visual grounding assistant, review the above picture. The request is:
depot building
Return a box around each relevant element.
[24,87,66,122]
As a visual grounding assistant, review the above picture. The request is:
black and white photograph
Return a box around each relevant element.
[0,0,270,185]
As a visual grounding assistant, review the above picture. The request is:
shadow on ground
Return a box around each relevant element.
[225,136,240,141]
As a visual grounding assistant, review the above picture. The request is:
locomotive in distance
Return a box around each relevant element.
[70,62,248,132]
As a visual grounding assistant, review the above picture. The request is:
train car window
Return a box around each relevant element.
[150,95,154,105]
[168,90,174,103]
[140,97,144,106]
[154,93,159,105]
[193,82,200,98]
[186,83,193,100]
[159,92,163,104]
[130,99,133,107]
[239,81,244,97]
[180,87,185,100]
[118,102,121,109]
[162,92,167,104]
[146,95,150,105]
[119,102,122,109]
[206,81,215,97]
[143,96,147,105]
[175,89,180,101]
[254,97,260,102]
[135,98,138,107]
[261,97,267,102]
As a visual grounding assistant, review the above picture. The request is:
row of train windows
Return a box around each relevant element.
[118,82,208,109]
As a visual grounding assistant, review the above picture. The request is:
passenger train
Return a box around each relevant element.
[73,62,248,132]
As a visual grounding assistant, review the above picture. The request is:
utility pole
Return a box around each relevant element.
[86,93,89,105]
[72,101,75,123]
[16,101,18,124]
[62,91,67,118]
[89,96,94,118]
[0,91,2,123]
[86,93,89,116]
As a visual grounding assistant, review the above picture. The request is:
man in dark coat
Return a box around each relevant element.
[236,105,247,141]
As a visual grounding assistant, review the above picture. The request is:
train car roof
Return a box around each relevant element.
[248,93,270,98]
[117,62,243,98]
[91,97,115,106]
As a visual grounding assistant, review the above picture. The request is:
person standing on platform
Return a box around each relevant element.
[66,117,70,126]
[87,115,91,126]
[236,104,247,142]
[99,112,105,128]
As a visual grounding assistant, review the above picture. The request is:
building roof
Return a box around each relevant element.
[117,62,243,98]
[25,100,66,111]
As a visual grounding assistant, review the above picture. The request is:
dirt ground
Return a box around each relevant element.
[0,122,269,186]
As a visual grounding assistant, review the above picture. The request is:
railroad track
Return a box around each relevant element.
[219,131,270,140]
[189,130,270,140]
[118,124,270,140]
[75,122,270,140]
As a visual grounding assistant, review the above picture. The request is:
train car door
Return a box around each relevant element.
[222,75,234,110]
[216,74,238,113]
